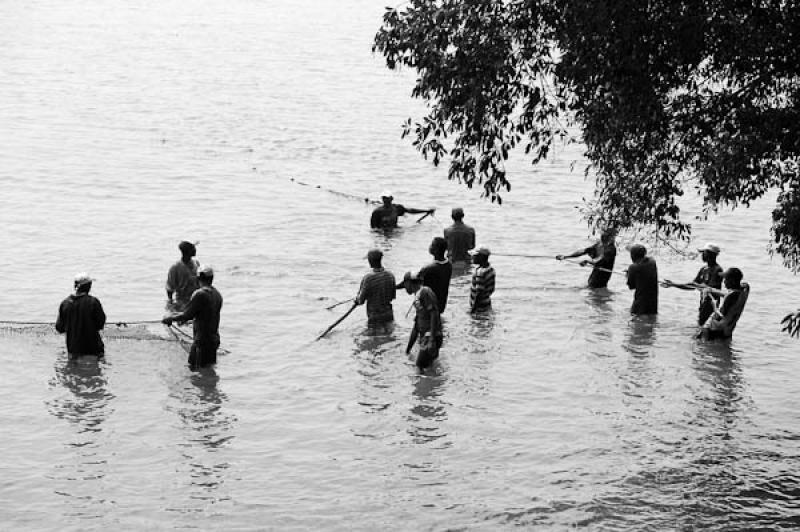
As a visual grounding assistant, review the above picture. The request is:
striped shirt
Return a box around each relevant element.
[357,268,396,324]
[470,265,495,311]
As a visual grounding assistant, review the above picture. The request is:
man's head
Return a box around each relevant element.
[721,267,743,289]
[197,265,214,285]
[403,271,423,294]
[429,236,447,259]
[380,189,393,207]
[629,244,647,262]
[366,248,383,268]
[451,207,464,221]
[179,240,197,258]
[601,227,617,245]
[472,246,491,266]
[74,272,93,294]
[697,242,721,263]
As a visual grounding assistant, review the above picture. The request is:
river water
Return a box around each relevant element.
[2,1,799,530]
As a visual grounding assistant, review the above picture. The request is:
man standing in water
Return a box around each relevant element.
[166,240,200,311]
[56,273,106,358]
[163,265,223,369]
[370,190,435,229]
[662,242,723,325]
[444,207,476,266]
[403,272,443,371]
[470,247,495,313]
[355,249,396,327]
[700,267,749,340]
[408,237,452,314]
[556,228,617,288]
[626,244,659,315]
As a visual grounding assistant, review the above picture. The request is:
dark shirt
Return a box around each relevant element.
[585,242,617,288]
[694,263,723,324]
[470,265,496,311]
[444,222,476,262]
[418,260,452,313]
[370,204,407,229]
[627,257,659,315]
[180,286,223,346]
[357,268,396,324]
[55,293,106,355]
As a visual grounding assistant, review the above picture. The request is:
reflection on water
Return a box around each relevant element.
[165,367,236,507]
[408,369,448,445]
[48,353,114,434]
[46,353,115,519]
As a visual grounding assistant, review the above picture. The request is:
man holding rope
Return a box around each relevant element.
[370,190,435,229]
[163,265,223,369]
[56,273,106,359]
[661,242,723,325]
[556,228,617,289]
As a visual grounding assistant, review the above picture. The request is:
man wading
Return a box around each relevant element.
[166,240,200,311]
[626,244,659,315]
[403,272,443,371]
[370,190,434,229]
[444,207,475,266]
[356,249,396,328]
[662,242,723,325]
[163,265,223,369]
[56,273,106,358]
[556,228,617,289]
[400,237,452,314]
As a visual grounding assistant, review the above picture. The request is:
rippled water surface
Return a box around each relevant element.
[2,1,800,530]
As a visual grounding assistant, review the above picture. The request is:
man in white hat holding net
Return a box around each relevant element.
[369,189,435,229]
[55,273,106,358]
[661,242,723,325]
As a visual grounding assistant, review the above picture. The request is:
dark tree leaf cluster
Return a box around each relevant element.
[374,0,800,270]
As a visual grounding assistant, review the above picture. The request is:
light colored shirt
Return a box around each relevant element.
[166,258,200,307]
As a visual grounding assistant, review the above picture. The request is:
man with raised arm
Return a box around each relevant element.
[661,242,723,325]
[556,228,617,289]
[370,190,435,229]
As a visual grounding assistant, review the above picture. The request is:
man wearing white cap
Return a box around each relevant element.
[662,242,723,325]
[369,189,435,229]
[166,240,200,311]
[55,273,106,358]
[163,265,223,369]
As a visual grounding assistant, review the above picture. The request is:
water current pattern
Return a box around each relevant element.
[1,0,799,530]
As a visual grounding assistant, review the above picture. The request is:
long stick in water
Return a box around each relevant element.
[415,211,433,224]
[326,297,355,311]
[561,257,626,276]
[316,302,358,341]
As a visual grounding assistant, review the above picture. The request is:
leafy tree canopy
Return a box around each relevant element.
[374,0,800,270]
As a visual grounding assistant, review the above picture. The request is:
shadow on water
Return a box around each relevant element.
[165,366,237,508]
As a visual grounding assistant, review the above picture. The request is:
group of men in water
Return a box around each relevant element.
[358,192,493,370]
[52,190,775,371]
[361,191,752,371]
[557,233,750,340]
[55,240,223,370]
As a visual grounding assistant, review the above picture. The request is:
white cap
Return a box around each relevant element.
[197,265,214,277]
[697,242,721,254]
[74,272,94,286]
[380,189,393,199]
